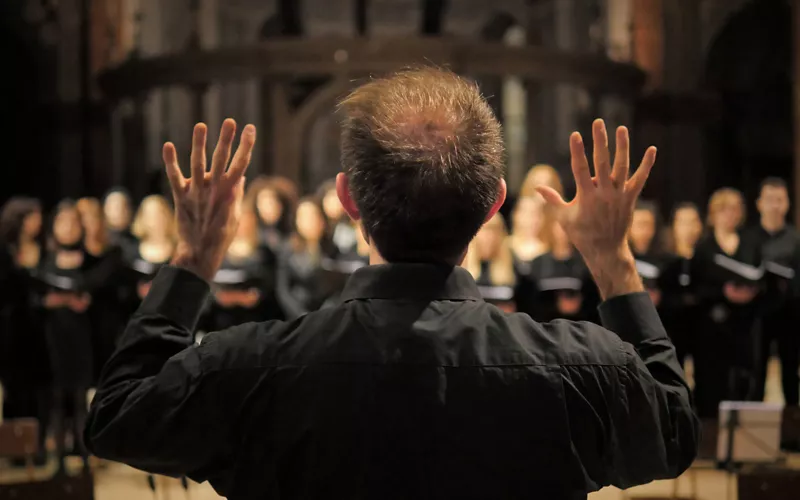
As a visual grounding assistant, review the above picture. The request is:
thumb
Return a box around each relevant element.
[535,186,567,209]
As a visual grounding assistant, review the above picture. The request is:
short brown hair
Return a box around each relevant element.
[339,68,505,263]
[760,177,788,193]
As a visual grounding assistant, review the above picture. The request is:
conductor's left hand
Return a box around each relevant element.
[165,119,256,282]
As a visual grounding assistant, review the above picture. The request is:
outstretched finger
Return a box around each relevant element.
[569,132,593,194]
[592,119,612,189]
[163,142,186,197]
[611,126,630,186]
[211,119,236,183]
[535,186,568,210]
[626,146,657,199]
[190,123,207,188]
[225,124,256,186]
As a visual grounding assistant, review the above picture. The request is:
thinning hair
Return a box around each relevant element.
[339,67,505,263]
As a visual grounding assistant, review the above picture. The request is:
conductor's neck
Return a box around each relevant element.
[367,245,468,267]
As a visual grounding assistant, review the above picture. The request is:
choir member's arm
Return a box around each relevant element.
[84,266,258,484]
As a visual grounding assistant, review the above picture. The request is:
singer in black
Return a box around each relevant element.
[694,188,763,418]
[659,203,704,368]
[127,195,176,302]
[464,214,517,313]
[0,197,49,464]
[522,220,598,322]
[319,179,359,257]
[103,188,137,259]
[86,80,698,498]
[78,197,128,383]
[629,201,668,309]
[276,197,338,319]
[39,200,93,473]
[207,209,282,330]
[748,178,800,405]
[509,195,550,270]
[246,176,295,255]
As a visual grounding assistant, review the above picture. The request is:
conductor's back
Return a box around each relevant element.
[85,68,699,499]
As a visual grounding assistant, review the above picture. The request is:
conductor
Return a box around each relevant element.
[85,68,699,499]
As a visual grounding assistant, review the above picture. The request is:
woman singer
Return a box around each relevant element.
[694,188,763,417]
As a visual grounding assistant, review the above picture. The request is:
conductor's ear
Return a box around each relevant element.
[483,179,507,223]
[336,173,361,222]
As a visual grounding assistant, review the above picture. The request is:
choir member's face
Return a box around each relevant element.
[630,210,656,250]
[323,189,344,222]
[673,207,702,247]
[475,218,503,260]
[757,185,789,222]
[513,197,544,238]
[714,201,742,232]
[23,210,42,239]
[257,189,283,226]
[297,202,325,241]
[143,201,169,237]
[54,208,83,246]
[104,193,131,230]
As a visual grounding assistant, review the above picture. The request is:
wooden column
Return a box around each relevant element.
[631,0,663,90]
[794,0,800,223]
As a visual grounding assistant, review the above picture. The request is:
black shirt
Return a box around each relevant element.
[633,250,668,292]
[748,225,800,310]
[85,264,699,499]
[38,251,94,389]
[206,248,281,330]
[695,232,763,324]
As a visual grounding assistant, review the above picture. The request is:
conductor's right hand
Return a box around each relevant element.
[537,119,657,300]
[164,119,256,282]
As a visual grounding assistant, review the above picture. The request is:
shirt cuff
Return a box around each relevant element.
[138,266,210,333]
[598,291,668,345]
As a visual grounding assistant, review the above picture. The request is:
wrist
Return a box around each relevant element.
[171,244,218,283]
[583,245,644,301]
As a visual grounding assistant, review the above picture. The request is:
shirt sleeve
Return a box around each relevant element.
[596,292,700,489]
[84,266,256,486]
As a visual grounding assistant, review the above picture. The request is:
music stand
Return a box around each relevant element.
[716,401,784,500]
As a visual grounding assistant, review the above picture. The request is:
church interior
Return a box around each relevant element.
[1,0,800,499]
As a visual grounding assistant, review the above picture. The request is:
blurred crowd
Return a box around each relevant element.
[1,164,799,471]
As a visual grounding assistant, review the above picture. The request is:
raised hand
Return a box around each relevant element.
[164,119,256,282]
[537,119,657,299]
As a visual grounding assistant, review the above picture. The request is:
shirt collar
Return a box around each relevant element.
[340,263,483,302]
